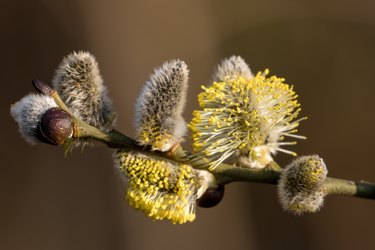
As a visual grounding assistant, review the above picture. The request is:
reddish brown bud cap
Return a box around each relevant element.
[197,185,225,208]
[38,107,73,145]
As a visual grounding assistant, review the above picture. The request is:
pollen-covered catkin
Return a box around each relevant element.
[134,60,189,151]
[10,94,57,144]
[278,155,327,215]
[52,51,114,130]
[114,150,198,224]
[189,67,306,170]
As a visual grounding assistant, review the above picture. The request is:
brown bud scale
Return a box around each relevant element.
[197,185,225,208]
[32,80,55,96]
[38,107,73,145]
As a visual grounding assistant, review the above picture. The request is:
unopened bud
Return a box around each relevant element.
[197,185,225,208]
[38,107,74,145]
[32,79,54,96]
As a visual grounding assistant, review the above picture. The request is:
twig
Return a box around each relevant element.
[43,82,375,201]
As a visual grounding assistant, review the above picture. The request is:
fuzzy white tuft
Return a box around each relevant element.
[134,59,189,151]
[52,51,114,130]
[10,94,57,144]
[213,55,253,82]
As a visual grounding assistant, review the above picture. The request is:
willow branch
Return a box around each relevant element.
[41,82,374,201]
[73,120,375,200]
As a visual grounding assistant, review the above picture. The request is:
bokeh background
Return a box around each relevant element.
[2,1,375,249]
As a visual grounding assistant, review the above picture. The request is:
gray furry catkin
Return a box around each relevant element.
[213,55,253,82]
[278,155,328,215]
[134,60,189,151]
[10,94,57,144]
[52,51,114,130]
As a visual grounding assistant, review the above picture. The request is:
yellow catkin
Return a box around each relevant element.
[189,70,305,170]
[115,151,197,224]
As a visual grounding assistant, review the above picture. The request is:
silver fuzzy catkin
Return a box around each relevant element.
[213,55,253,82]
[278,155,328,215]
[52,51,114,130]
[134,60,189,151]
[10,94,57,144]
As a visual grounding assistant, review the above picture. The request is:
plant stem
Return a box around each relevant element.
[213,163,281,185]
[50,89,375,201]
[324,178,375,199]
[87,124,375,200]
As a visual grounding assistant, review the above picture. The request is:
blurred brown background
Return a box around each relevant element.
[1,0,375,249]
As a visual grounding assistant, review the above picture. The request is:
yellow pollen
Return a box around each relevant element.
[189,70,305,170]
[115,151,197,224]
